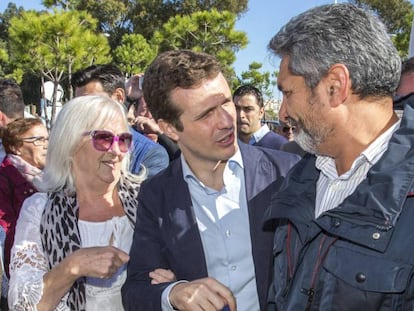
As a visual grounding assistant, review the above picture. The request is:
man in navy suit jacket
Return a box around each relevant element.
[234,84,287,150]
[122,50,299,311]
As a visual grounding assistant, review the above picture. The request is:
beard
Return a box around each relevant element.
[294,127,319,154]
[288,117,320,155]
[287,93,331,155]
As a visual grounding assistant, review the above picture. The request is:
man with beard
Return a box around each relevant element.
[265,3,414,310]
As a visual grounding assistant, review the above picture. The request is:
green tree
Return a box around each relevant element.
[113,33,157,77]
[0,2,26,76]
[152,9,247,79]
[9,9,111,126]
[127,0,248,41]
[0,42,8,76]
[350,0,414,57]
[42,0,248,50]
[234,62,277,99]
[0,3,25,43]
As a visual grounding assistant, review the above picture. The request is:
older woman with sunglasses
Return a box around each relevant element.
[8,96,174,310]
[0,118,48,288]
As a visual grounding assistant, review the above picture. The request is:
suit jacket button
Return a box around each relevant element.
[355,273,366,283]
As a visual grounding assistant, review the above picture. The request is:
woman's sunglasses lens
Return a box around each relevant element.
[93,132,114,151]
[91,131,132,152]
[118,133,132,152]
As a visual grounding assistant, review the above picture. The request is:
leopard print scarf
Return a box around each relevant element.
[40,173,141,310]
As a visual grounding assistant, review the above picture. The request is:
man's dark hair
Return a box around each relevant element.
[72,64,125,96]
[143,49,222,131]
[233,84,264,108]
[0,78,25,119]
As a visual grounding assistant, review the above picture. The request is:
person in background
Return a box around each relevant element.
[266,3,414,310]
[125,74,179,161]
[278,120,306,157]
[9,96,153,310]
[0,118,47,311]
[0,118,48,281]
[0,79,26,163]
[395,56,414,99]
[277,120,295,142]
[394,56,414,116]
[122,49,299,311]
[73,64,169,178]
[0,225,6,309]
[234,84,287,149]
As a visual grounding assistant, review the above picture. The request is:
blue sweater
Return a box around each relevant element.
[129,128,169,178]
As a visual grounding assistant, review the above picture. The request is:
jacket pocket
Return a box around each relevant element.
[323,246,412,292]
[319,245,414,310]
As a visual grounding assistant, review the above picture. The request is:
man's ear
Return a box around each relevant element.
[326,63,350,107]
[113,88,126,105]
[259,106,265,119]
[158,119,179,142]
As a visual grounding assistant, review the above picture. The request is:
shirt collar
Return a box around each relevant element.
[250,124,270,144]
[181,148,244,182]
[316,119,401,177]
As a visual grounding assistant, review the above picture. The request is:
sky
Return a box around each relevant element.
[234,0,349,76]
[1,0,413,77]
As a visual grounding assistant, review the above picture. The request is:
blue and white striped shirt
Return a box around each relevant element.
[315,120,400,218]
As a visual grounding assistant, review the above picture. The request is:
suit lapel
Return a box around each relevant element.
[165,159,208,279]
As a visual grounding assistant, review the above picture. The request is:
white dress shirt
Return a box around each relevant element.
[161,150,260,311]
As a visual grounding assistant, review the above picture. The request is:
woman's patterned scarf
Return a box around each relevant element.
[7,154,42,183]
[40,174,141,310]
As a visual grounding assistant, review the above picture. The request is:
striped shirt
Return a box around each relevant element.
[315,120,400,218]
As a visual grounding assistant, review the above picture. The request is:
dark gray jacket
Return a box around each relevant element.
[266,94,414,310]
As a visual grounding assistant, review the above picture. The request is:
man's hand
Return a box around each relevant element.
[126,74,144,100]
[149,268,176,284]
[169,277,236,311]
[133,115,162,135]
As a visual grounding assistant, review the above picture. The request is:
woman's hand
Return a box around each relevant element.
[68,246,130,279]
[38,246,129,310]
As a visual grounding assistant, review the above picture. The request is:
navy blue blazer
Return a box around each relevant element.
[122,142,299,311]
[254,131,287,150]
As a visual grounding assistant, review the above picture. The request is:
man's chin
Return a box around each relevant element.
[295,132,318,155]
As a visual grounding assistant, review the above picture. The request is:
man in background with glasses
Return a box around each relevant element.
[125,74,180,161]
[394,57,414,118]
[278,120,306,157]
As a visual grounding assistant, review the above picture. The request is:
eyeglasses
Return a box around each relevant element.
[282,126,296,133]
[83,130,132,153]
[22,136,49,146]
